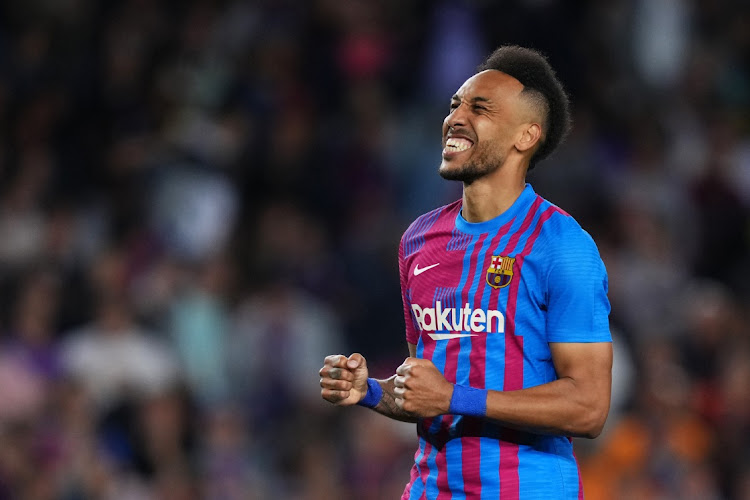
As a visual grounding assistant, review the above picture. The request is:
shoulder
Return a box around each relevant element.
[534,197,598,255]
[528,197,606,285]
[401,199,461,243]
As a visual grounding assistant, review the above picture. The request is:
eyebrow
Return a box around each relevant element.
[451,95,493,104]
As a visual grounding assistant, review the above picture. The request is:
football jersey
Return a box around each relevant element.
[398,184,611,500]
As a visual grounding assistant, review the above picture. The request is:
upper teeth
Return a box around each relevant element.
[445,137,472,151]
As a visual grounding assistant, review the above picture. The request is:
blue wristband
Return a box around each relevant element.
[357,378,383,408]
[449,385,488,417]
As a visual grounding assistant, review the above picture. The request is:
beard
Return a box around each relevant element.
[438,146,503,185]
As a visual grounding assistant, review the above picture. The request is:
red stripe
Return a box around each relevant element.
[498,204,559,500]
[460,435,483,497]
[434,418,452,499]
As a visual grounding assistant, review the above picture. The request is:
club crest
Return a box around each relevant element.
[486,255,515,289]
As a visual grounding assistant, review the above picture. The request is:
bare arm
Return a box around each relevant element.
[484,342,612,438]
[393,342,613,438]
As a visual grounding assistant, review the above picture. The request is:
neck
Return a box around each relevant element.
[460,162,527,223]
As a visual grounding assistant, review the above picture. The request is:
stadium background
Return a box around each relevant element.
[0,0,747,498]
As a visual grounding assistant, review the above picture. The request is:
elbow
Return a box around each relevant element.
[578,406,609,439]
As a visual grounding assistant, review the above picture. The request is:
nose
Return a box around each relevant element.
[445,102,468,129]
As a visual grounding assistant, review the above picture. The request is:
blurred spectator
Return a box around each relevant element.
[60,291,181,411]
[228,279,343,424]
[169,256,232,405]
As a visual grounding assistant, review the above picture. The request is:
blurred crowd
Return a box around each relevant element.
[0,0,747,499]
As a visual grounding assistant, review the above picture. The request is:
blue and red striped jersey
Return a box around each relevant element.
[398,184,611,500]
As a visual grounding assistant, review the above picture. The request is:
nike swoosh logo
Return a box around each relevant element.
[414,263,440,276]
[428,333,477,340]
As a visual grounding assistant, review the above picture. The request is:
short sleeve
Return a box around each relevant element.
[545,229,612,343]
[399,237,419,345]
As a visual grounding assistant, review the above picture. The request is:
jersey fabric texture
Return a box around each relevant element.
[398,184,611,500]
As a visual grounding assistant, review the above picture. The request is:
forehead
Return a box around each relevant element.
[454,70,525,102]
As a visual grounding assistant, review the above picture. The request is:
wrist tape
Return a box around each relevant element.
[449,385,488,417]
[357,378,383,408]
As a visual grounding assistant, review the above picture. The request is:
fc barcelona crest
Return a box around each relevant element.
[486,255,515,289]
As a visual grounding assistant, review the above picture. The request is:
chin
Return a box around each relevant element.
[439,164,469,182]
[439,159,461,176]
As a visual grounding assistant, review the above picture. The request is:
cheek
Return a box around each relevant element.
[482,124,516,151]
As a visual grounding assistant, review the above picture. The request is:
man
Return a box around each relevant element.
[320,45,612,499]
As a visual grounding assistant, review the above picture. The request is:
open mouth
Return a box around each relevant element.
[443,137,474,155]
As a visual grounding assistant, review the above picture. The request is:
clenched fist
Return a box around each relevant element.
[319,353,369,406]
[393,357,454,417]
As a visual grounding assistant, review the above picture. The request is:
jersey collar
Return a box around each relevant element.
[455,183,536,235]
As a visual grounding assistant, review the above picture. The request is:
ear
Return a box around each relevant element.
[515,123,543,153]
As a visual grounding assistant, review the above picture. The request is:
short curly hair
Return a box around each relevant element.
[477,45,571,170]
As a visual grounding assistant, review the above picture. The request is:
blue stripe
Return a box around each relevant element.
[409,440,427,500]
[517,440,580,499]
[445,437,466,500]
[424,440,440,499]
[479,437,501,499]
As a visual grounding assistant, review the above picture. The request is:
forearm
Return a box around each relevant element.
[484,377,608,438]
[371,376,421,423]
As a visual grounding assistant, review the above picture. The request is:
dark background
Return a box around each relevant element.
[0,0,747,498]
